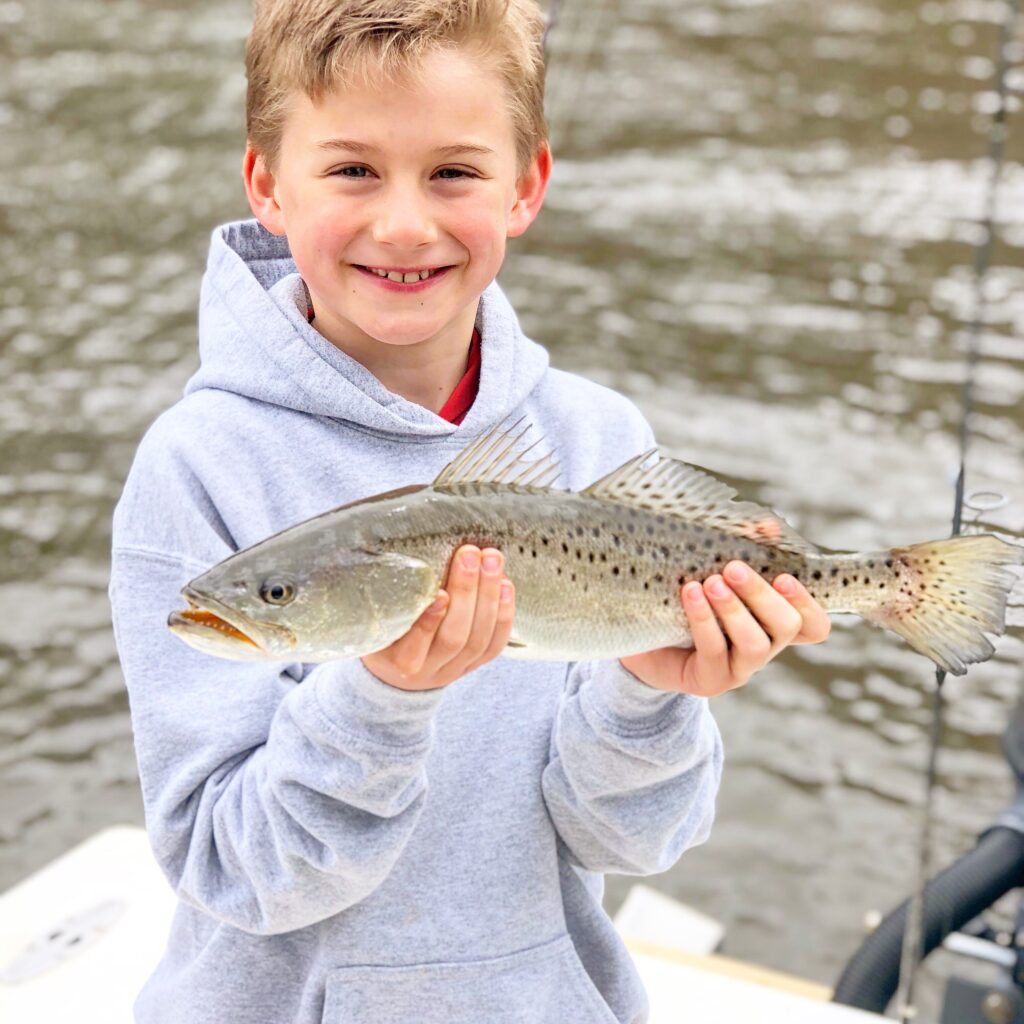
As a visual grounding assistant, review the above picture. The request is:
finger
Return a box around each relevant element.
[682,581,729,662]
[703,573,772,676]
[463,578,516,673]
[427,545,483,670]
[723,561,802,650]
[456,548,505,667]
[772,574,832,644]
[371,590,449,678]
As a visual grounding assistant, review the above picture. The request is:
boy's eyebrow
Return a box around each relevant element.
[316,138,495,158]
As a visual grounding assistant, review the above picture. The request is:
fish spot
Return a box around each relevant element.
[630,566,637,576]
[542,537,549,546]
[576,527,584,538]
[704,539,714,549]
[588,552,595,563]
[646,525,655,536]
[532,549,537,558]
[644,581,650,590]
[842,578,849,586]
[575,549,582,560]
[627,524,636,534]
[612,566,620,575]
[571,572,576,582]
[592,527,601,537]
[654,574,664,583]
[689,565,698,574]
[831,568,839,577]
[761,565,771,574]
[561,542,569,554]
[813,570,822,580]
[662,598,670,606]
[600,553,607,562]
[686,543,696,552]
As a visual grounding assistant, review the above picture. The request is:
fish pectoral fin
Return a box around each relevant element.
[432,417,561,491]
[582,451,817,555]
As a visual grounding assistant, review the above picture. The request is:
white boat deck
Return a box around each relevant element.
[0,827,883,1022]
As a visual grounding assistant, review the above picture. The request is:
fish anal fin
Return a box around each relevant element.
[583,452,817,555]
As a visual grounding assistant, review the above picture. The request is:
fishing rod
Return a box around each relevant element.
[891,3,1020,1020]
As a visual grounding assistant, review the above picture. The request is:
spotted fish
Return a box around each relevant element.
[169,420,1022,675]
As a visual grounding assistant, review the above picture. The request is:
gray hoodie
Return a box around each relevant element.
[109,219,723,1024]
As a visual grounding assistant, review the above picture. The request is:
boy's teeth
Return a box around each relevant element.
[369,267,435,283]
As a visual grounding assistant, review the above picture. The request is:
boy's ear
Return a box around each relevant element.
[242,144,287,236]
[507,143,552,239]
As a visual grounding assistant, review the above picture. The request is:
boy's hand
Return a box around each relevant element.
[362,545,515,691]
[620,560,831,698]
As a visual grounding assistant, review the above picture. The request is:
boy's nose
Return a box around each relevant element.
[371,188,438,248]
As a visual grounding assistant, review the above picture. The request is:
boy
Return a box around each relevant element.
[109,1,830,1021]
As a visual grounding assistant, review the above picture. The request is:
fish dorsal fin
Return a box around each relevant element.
[583,451,817,554]
[433,417,561,491]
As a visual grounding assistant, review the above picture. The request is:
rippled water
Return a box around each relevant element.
[1,0,1022,1006]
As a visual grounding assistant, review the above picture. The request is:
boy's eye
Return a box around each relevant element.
[334,165,370,178]
[435,167,474,180]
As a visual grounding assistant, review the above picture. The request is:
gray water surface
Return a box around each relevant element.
[1,0,1023,1005]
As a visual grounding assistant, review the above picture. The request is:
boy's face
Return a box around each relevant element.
[244,48,550,357]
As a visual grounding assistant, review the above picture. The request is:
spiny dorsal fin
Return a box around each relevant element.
[583,451,817,554]
[433,417,561,491]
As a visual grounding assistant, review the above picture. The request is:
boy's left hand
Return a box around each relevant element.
[619,560,831,697]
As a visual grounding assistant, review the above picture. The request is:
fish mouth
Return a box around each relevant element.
[168,587,294,655]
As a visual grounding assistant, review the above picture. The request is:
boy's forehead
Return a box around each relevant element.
[282,49,517,156]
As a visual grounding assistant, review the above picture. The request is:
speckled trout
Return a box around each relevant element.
[169,420,1022,676]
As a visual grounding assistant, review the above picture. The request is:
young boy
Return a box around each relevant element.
[110,1,830,1021]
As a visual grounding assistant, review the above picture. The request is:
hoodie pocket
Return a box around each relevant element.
[323,933,619,1024]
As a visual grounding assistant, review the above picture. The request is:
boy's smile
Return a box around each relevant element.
[244,48,550,409]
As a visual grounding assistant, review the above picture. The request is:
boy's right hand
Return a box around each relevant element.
[361,545,515,691]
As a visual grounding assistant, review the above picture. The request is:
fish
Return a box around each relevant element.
[168,419,1023,676]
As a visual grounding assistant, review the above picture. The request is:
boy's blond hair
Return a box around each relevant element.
[245,0,548,173]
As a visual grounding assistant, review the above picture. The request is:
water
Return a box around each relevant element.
[1,0,1022,1008]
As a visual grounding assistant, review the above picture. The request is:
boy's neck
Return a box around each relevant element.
[305,288,479,414]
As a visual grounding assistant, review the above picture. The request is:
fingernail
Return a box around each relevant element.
[500,582,513,604]
[428,595,447,613]
[684,582,704,604]
[776,575,796,596]
[708,577,729,599]
[725,562,748,584]
[482,554,501,574]
[461,549,480,570]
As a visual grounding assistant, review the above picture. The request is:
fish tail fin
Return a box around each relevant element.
[862,535,1022,675]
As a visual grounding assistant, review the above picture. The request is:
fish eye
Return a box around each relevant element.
[259,579,297,605]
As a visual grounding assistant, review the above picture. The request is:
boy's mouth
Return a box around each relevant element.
[353,264,454,289]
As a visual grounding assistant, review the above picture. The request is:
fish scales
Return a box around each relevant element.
[365,483,810,659]
[169,421,1023,676]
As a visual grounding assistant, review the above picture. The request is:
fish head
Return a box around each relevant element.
[168,537,438,662]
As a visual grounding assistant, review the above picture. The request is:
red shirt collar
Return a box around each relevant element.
[437,328,481,425]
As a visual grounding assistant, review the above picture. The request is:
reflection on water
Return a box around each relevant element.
[1,0,1022,992]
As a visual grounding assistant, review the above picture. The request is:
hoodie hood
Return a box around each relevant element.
[185,219,550,439]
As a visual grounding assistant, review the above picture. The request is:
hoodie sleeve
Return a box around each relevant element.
[109,409,444,938]
[541,658,723,875]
